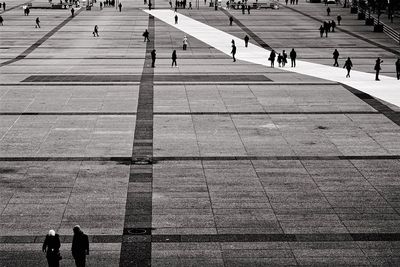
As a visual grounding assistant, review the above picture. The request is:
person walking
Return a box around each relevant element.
[324,22,329,37]
[0,16,3,26]
[244,35,249,47]
[343,57,353,78]
[290,48,296,67]
[72,225,89,267]
[3,2,5,11]
[183,36,188,50]
[35,17,41,28]
[282,50,288,67]
[148,1,152,10]
[71,7,75,17]
[269,50,276,67]
[247,5,250,14]
[241,3,245,14]
[42,230,61,267]
[333,49,339,67]
[172,50,177,67]
[100,2,103,9]
[277,53,282,67]
[337,14,341,25]
[174,14,178,24]
[229,16,233,26]
[374,57,383,81]
[143,29,150,42]
[231,41,236,62]
[331,20,336,32]
[327,7,330,16]
[118,2,122,11]
[151,49,156,67]
[26,6,30,15]
[93,25,99,37]
[319,25,324,38]
[396,58,400,80]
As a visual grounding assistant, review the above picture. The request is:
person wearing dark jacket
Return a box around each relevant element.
[374,57,383,81]
[172,50,177,66]
[151,49,156,67]
[333,49,339,67]
[269,50,276,67]
[343,57,353,78]
[42,229,61,267]
[72,225,89,267]
[244,35,249,47]
[396,58,400,80]
[231,42,236,62]
[290,48,296,67]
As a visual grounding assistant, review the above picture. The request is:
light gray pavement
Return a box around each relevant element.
[1,0,400,266]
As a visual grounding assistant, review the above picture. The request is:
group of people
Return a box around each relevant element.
[0,2,6,11]
[42,226,89,267]
[319,20,337,37]
[268,49,297,68]
[285,0,299,5]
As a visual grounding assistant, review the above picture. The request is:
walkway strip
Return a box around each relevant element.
[144,9,400,108]
[119,14,155,267]
[0,8,82,67]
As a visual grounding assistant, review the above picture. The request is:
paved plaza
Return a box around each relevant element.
[1,0,400,266]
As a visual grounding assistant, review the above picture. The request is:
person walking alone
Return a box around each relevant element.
[396,58,400,80]
[42,229,61,267]
[183,36,188,50]
[337,14,341,25]
[282,50,287,67]
[71,225,89,267]
[171,50,177,67]
[143,29,150,42]
[175,14,178,24]
[319,25,324,38]
[343,57,353,78]
[231,41,236,62]
[151,49,156,67]
[374,57,383,81]
[0,16,3,26]
[71,7,75,17]
[290,48,296,67]
[333,49,339,67]
[118,2,122,11]
[229,16,233,26]
[93,25,99,37]
[244,35,249,47]
[327,7,330,16]
[35,17,40,28]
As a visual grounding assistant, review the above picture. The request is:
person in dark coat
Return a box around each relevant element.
[174,14,178,24]
[241,3,245,14]
[231,42,236,62]
[319,25,324,38]
[343,57,353,78]
[396,58,400,80]
[282,50,287,67]
[290,48,296,67]
[337,14,341,25]
[151,49,156,67]
[229,16,233,26]
[374,57,383,81]
[327,7,330,16]
[93,25,99,37]
[244,35,249,47]
[269,50,276,67]
[0,15,3,26]
[277,53,282,67]
[323,21,329,37]
[71,225,89,267]
[172,50,177,66]
[35,17,41,28]
[71,7,75,17]
[3,2,5,11]
[333,49,339,67]
[331,20,336,32]
[247,5,250,14]
[118,2,122,11]
[42,229,61,267]
[143,29,150,41]
[148,1,152,9]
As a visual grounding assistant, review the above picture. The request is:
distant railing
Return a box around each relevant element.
[360,11,400,44]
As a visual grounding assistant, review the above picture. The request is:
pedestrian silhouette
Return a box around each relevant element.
[72,225,89,267]
[183,36,188,50]
[290,48,296,67]
[35,17,40,28]
[343,57,353,78]
[100,2,103,9]
[374,57,383,81]
[247,5,250,14]
[93,25,99,37]
[229,16,233,26]
[396,58,400,80]
[331,20,336,32]
[42,229,61,267]
[175,14,178,24]
[337,15,341,25]
[282,50,287,67]
[277,53,282,67]
[244,35,249,47]
[2,2,5,11]
[148,1,152,9]
[71,7,75,17]
[241,4,245,14]
[0,15,3,26]
[332,49,339,67]
[151,49,156,67]
[143,29,150,41]
[118,2,122,11]
[327,7,330,16]
[172,50,177,66]
[268,50,276,67]
[231,42,236,62]
[319,25,324,37]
